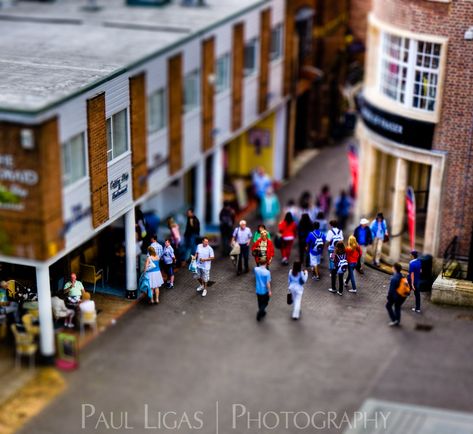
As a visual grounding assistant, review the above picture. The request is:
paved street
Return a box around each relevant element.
[20,144,473,434]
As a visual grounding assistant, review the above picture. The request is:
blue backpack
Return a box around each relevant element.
[310,230,325,255]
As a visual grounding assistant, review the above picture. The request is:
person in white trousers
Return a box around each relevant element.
[288,261,308,320]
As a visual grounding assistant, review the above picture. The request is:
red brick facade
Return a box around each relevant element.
[372,0,473,257]
[349,0,372,43]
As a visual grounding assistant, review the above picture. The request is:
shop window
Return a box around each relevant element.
[379,32,442,112]
[106,109,129,162]
[62,132,87,187]
[244,38,258,77]
[184,69,200,113]
[148,88,166,133]
[270,24,283,61]
[215,53,231,94]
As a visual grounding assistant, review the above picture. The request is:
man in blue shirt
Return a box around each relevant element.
[254,259,272,321]
[408,250,422,313]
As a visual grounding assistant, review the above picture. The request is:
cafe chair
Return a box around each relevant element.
[22,313,40,337]
[79,310,98,338]
[11,324,37,369]
[80,263,103,294]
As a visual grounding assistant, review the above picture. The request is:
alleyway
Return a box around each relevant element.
[19,143,473,434]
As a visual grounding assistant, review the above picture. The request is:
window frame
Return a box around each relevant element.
[147,88,167,134]
[183,69,201,114]
[61,132,88,188]
[106,108,129,163]
[215,53,231,94]
[244,38,259,77]
[270,24,284,61]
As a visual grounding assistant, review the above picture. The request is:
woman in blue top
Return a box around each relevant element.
[144,246,164,304]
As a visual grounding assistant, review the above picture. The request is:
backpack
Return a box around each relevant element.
[396,277,411,298]
[330,228,343,248]
[310,231,324,254]
[337,254,348,274]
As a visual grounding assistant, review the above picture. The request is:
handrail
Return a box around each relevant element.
[441,236,467,279]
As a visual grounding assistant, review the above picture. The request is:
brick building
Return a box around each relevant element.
[355,0,473,281]
[0,0,349,358]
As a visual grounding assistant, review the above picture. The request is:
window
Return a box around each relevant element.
[270,24,283,61]
[379,32,441,112]
[106,109,129,162]
[244,39,258,76]
[148,88,166,133]
[215,53,231,93]
[184,70,200,113]
[62,133,87,187]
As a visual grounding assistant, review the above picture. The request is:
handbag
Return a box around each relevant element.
[383,234,390,243]
[287,291,293,305]
[274,235,282,249]
[229,242,241,256]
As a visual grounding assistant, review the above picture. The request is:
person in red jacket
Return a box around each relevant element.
[278,212,298,265]
[251,230,275,266]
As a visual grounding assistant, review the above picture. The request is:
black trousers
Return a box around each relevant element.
[331,270,345,293]
[413,287,421,311]
[220,226,233,256]
[237,244,250,273]
[386,295,406,323]
[257,293,270,319]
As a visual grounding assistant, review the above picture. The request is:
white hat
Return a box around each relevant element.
[360,218,369,225]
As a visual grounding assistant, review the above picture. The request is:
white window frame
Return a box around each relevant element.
[244,38,259,77]
[215,53,231,94]
[106,108,129,163]
[378,31,442,113]
[183,69,201,114]
[61,132,88,188]
[147,88,167,133]
[270,24,283,61]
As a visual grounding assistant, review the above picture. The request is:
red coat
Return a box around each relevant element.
[251,238,275,262]
[278,220,297,239]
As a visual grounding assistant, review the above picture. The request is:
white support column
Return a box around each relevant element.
[356,136,377,222]
[36,264,55,359]
[125,209,137,291]
[195,159,206,227]
[424,163,442,255]
[211,146,223,225]
[389,157,408,261]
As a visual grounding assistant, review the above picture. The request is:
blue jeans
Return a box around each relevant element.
[345,263,357,290]
[184,235,197,261]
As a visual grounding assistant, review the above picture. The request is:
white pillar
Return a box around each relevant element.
[356,135,377,223]
[125,209,137,291]
[389,157,408,261]
[36,264,55,358]
[424,163,442,255]
[195,159,206,227]
[211,146,223,225]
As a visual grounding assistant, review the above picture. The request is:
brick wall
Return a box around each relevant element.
[372,0,473,257]
[349,0,372,42]
[0,118,64,260]
[87,93,109,228]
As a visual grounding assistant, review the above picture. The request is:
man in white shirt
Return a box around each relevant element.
[195,237,215,298]
[231,220,253,275]
[149,234,163,258]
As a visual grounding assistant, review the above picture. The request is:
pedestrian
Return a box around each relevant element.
[254,259,272,322]
[252,224,272,242]
[184,208,201,262]
[353,218,373,273]
[144,246,164,304]
[278,212,297,265]
[251,230,275,266]
[260,187,280,227]
[162,239,176,289]
[252,166,272,204]
[299,191,318,222]
[283,199,300,224]
[288,261,308,320]
[326,220,344,275]
[370,212,389,267]
[329,241,348,295]
[314,211,329,234]
[298,213,314,266]
[317,185,332,217]
[232,220,253,275]
[306,221,326,280]
[408,250,422,313]
[219,201,236,257]
[149,234,163,258]
[334,190,352,231]
[386,262,410,326]
[345,235,362,293]
[195,237,215,298]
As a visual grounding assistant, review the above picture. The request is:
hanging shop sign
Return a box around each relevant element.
[357,95,435,150]
[0,154,39,211]
[248,128,271,155]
